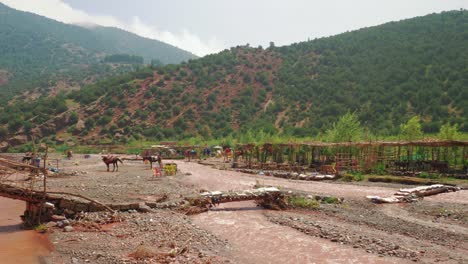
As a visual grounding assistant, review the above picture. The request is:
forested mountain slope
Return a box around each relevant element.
[0,10,466,146]
[276,9,467,135]
[0,3,196,100]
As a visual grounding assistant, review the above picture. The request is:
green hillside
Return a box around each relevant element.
[0,10,467,146]
[276,10,468,135]
[0,3,196,99]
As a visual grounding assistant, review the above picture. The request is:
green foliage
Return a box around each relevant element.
[400,116,423,140]
[341,171,364,182]
[322,196,340,204]
[34,224,48,233]
[8,117,23,133]
[418,172,440,179]
[103,54,144,64]
[287,196,320,209]
[97,116,112,125]
[374,163,386,175]
[68,112,79,125]
[0,127,7,139]
[326,112,363,142]
[438,123,460,140]
[84,118,95,129]
[276,10,468,134]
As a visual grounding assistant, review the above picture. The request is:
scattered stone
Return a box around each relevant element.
[44,202,55,209]
[51,215,66,221]
[46,221,58,228]
[137,203,153,213]
[64,226,74,232]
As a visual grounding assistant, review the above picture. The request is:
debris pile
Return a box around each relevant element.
[367,184,461,203]
[198,187,281,206]
[234,168,336,180]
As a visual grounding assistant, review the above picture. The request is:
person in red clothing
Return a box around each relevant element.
[224,146,231,162]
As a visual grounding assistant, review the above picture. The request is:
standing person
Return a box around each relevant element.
[157,152,163,169]
[190,149,197,161]
[226,147,231,162]
[223,146,231,162]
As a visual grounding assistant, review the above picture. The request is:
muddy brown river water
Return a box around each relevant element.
[192,201,403,264]
[0,197,52,264]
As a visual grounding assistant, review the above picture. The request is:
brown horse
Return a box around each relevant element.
[143,155,162,169]
[102,156,123,172]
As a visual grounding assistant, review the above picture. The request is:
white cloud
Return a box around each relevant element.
[0,0,223,56]
[128,16,224,57]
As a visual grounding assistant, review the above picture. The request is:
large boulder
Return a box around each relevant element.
[74,119,85,132]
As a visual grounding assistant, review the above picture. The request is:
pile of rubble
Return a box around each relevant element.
[234,168,336,181]
[45,214,74,232]
[197,187,281,206]
[367,184,461,203]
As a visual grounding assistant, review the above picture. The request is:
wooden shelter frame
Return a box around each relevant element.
[233,140,467,174]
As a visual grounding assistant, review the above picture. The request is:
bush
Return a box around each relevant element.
[287,196,320,209]
[418,172,440,179]
[68,112,78,125]
[374,163,386,175]
[322,196,340,204]
[352,172,364,181]
[341,172,363,181]
[34,224,48,233]
[341,174,354,182]
[0,127,8,139]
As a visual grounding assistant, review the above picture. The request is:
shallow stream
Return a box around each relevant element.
[0,197,52,264]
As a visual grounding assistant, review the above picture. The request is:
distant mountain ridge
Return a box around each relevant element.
[0,2,197,99]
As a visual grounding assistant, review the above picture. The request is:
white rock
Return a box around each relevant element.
[44,202,55,209]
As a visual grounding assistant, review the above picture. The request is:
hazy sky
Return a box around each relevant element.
[2,0,467,56]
